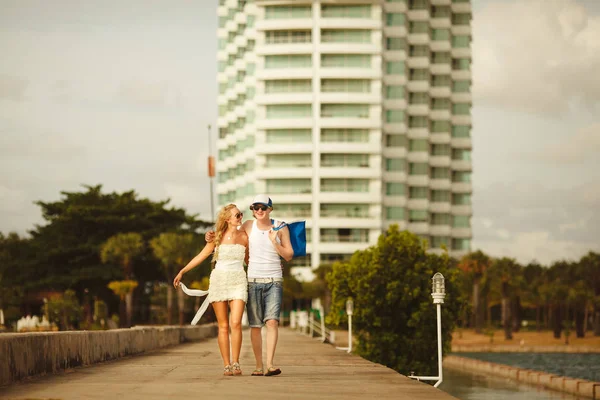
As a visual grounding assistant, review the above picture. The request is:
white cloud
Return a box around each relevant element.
[473,0,600,115]
[533,122,600,164]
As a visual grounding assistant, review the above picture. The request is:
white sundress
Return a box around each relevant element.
[180,243,247,325]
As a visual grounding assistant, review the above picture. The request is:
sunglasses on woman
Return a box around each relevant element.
[250,204,269,211]
[234,212,243,219]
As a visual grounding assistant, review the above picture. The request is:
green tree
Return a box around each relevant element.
[488,257,522,340]
[107,280,139,326]
[326,226,461,376]
[578,252,600,336]
[150,232,202,325]
[458,250,491,333]
[46,289,83,330]
[101,233,144,327]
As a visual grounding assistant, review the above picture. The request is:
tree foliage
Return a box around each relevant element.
[326,226,462,376]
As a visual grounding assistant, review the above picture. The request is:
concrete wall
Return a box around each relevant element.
[0,324,218,387]
[444,355,600,399]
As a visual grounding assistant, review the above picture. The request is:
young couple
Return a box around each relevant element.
[173,195,293,377]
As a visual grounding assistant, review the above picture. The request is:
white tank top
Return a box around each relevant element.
[248,220,282,279]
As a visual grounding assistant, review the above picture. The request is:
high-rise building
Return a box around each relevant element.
[216,0,472,279]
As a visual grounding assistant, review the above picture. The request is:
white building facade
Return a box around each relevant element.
[216,0,473,278]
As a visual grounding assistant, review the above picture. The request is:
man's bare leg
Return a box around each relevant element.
[265,319,279,370]
[250,327,263,371]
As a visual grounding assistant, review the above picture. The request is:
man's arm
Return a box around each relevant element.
[268,225,294,262]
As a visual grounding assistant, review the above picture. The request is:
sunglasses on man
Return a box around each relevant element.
[250,204,269,211]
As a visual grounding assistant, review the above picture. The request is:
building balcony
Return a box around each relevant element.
[451,3,472,13]
[451,48,472,59]
[407,56,430,69]
[430,110,451,120]
[431,0,451,5]
[319,192,381,204]
[430,202,451,213]
[430,19,451,29]
[430,86,452,97]
[451,204,472,216]
[319,166,381,179]
[318,242,371,254]
[256,68,313,80]
[407,222,430,234]
[407,151,428,163]
[256,19,313,31]
[320,142,381,154]
[451,137,472,149]
[452,115,472,125]
[382,147,407,158]
[383,220,408,230]
[321,68,382,80]
[383,26,407,38]
[407,33,430,45]
[382,171,407,182]
[430,225,451,236]
[451,160,471,170]
[407,10,430,21]
[319,42,381,55]
[256,93,313,105]
[320,92,380,104]
[318,217,382,229]
[407,104,430,116]
[383,122,407,134]
[429,179,451,190]
[320,117,381,129]
[407,175,429,186]
[256,43,313,56]
[383,99,407,109]
[451,93,472,103]
[255,167,313,179]
[430,63,451,75]
[383,195,407,207]
[268,193,314,204]
[383,50,407,62]
[430,155,451,167]
[451,70,471,80]
[452,227,472,238]
[320,18,382,30]
[430,41,451,52]
[257,117,313,130]
[451,25,472,36]
[407,127,429,139]
[407,81,430,92]
[431,133,451,144]
[383,2,407,12]
[256,143,313,154]
[383,74,407,86]
[452,182,472,193]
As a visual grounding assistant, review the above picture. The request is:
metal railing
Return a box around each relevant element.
[289,308,336,344]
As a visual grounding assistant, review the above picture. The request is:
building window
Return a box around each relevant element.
[453,215,470,228]
[386,85,404,99]
[409,186,428,199]
[452,80,470,93]
[321,228,369,242]
[452,125,470,138]
[321,104,370,118]
[431,51,451,64]
[321,178,369,192]
[453,171,471,183]
[322,29,371,43]
[265,6,312,19]
[431,6,451,19]
[265,55,312,68]
[322,5,371,18]
[452,238,470,251]
[321,154,369,168]
[266,154,312,168]
[431,213,451,225]
[409,21,429,34]
[321,54,371,68]
[386,134,407,147]
[431,144,451,156]
[409,68,429,81]
[274,204,312,218]
[386,61,405,75]
[431,29,450,41]
[320,204,369,218]
[266,129,312,143]
[431,98,451,110]
[452,103,470,115]
[452,58,471,70]
[409,163,428,175]
[386,37,406,51]
[385,158,405,171]
[409,209,428,222]
[386,182,405,196]
[386,110,405,123]
[320,253,353,263]
[265,79,312,93]
[409,92,429,105]
[432,190,451,202]
[266,104,312,118]
[386,207,405,220]
[266,179,312,194]
[321,129,368,143]
[321,79,370,93]
[452,35,471,48]
[452,149,471,161]
[265,30,312,44]
[409,139,428,152]
[431,236,450,249]
[452,193,471,205]
[432,75,451,87]
[431,121,450,133]
[452,13,471,25]
[386,13,405,26]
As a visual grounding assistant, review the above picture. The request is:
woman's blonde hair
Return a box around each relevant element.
[212,203,238,262]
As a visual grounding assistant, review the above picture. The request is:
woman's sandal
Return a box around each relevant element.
[251,368,264,376]
[223,365,233,376]
[232,362,242,376]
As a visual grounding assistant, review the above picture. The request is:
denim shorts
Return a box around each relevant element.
[246,280,283,327]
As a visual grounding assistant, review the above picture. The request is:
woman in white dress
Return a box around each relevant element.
[173,204,248,376]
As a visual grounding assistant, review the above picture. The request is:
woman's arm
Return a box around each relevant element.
[173,242,216,287]
[268,226,294,262]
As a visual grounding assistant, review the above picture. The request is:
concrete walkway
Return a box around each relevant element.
[0,328,457,400]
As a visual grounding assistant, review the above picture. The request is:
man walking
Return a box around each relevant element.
[207,194,293,376]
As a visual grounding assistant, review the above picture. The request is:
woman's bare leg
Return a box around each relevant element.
[229,300,245,364]
[212,301,231,366]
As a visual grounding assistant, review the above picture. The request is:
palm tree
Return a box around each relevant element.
[489,258,522,340]
[100,232,144,327]
[458,250,491,334]
[578,252,600,336]
[107,280,138,327]
[150,233,199,325]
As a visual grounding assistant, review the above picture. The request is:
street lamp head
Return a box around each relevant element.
[431,273,446,304]
[346,298,354,316]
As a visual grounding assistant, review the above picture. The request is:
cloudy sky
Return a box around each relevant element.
[1,0,599,265]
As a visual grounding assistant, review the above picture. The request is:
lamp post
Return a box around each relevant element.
[336,297,354,353]
[409,273,446,388]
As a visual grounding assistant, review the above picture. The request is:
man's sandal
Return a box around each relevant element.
[265,367,281,376]
[232,362,242,376]
[223,365,233,376]
[251,369,264,376]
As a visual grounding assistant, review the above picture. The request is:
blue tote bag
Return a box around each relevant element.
[272,220,306,258]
